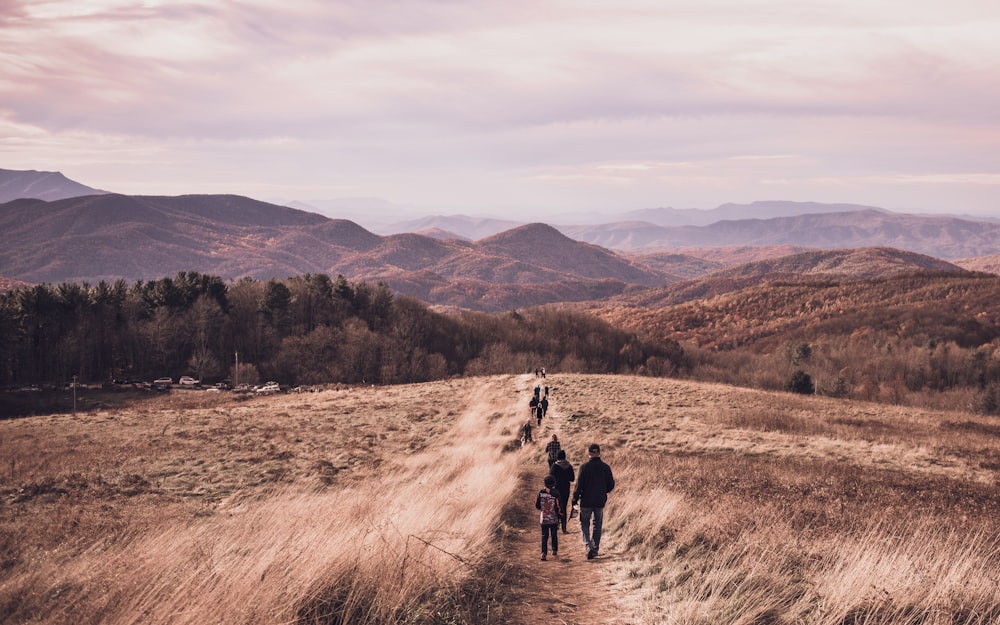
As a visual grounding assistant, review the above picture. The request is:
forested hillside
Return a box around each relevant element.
[0,272,681,393]
[594,271,1000,414]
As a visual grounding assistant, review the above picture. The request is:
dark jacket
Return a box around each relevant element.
[572,456,614,508]
[549,459,575,502]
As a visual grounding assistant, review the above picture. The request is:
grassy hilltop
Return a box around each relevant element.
[2,374,999,624]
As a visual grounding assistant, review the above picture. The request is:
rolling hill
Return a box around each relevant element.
[0,167,108,202]
[4,191,999,311]
[591,266,1000,352]
[0,194,675,310]
[595,247,966,311]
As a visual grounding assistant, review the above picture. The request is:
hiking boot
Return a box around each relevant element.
[541,554,547,561]
[586,548,596,560]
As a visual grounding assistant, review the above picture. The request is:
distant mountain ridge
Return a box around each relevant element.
[560,209,1000,258]
[2,190,996,311]
[0,194,672,310]
[618,200,888,227]
[0,168,107,202]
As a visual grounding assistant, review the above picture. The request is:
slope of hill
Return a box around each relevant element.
[0,194,330,284]
[0,276,31,292]
[476,223,666,286]
[376,214,523,239]
[595,270,999,352]
[0,167,107,202]
[625,252,722,280]
[561,209,1000,258]
[605,247,965,310]
[0,194,675,309]
[953,254,1000,275]
[706,247,962,281]
[4,375,998,624]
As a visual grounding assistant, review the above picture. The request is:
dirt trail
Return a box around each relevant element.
[499,376,628,625]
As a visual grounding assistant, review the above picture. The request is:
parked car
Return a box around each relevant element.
[178,376,200,386]
[255,381,281,395]
[153,377,173,386]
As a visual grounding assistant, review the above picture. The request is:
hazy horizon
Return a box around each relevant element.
[2,1,998,219]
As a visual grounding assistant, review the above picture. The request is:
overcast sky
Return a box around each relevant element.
[2,0,998,219]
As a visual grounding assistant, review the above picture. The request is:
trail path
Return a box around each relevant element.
[499,376,627,625]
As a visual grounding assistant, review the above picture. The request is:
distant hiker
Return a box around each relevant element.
[521,420,534,445]
[535,474,562,560]
[540,396,549,418]
[529,395,539,420]
[572,443,615,560]
[549,449,575,534]
[545,434,561,467]
[533,385,541,399]
[541,367,546,378]
[544,385,549,397]
[536,403,543,427]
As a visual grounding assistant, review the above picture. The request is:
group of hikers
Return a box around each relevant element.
[523,375,616,562]
[521,383,550,443]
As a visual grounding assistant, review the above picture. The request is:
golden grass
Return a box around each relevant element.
[1,377,527,624]
[3,373,1000,624]
[553,374,1000,624]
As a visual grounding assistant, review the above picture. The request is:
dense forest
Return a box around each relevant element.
[0,272,683,390]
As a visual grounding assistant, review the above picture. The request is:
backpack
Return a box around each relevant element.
[538,489,560,525]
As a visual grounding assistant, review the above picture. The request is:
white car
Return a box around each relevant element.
[153,377,173,386]
[178,376,200,386]
[255,382,280,395]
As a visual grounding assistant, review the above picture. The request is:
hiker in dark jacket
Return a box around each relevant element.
[572,443,615,559]
[545,434,561,467]
[548,449,575,533]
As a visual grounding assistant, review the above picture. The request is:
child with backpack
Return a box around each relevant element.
[535,475,562,560]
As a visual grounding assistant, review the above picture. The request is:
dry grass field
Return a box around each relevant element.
[3,374,1000,624]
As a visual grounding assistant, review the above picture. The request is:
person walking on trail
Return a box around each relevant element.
[545,434,561,467]
[529,395,539,421]
[540,395,549,418]
[572,443,615,560]
[521,420,534,445]
[549,449,575,534]
[535,474,562,560]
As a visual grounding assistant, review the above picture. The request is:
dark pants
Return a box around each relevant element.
[580,506,604,552]
[557,494,570,532]
[541,523,559,555]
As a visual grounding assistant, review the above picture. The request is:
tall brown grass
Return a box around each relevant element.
[1,377,526,624]
[554,374,1000,624]
[4,373,1000,624]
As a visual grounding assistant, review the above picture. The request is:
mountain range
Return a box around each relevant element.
[0,193,675,310]
[2,168,999,311]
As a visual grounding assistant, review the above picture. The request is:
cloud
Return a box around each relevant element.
[1,0,998,213]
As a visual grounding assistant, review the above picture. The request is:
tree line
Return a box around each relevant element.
[0,272,683,389]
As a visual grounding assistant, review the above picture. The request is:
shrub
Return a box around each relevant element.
[785,370,815,395]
